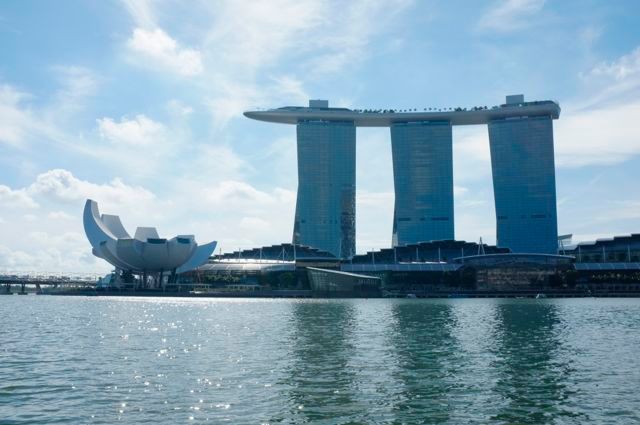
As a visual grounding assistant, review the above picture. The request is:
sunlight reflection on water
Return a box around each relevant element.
[1,296,639,424]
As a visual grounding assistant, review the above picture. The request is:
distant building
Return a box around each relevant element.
[564,234,640,263]
[197,238,640,296]
[213,243,336,262]
[488,113,558,254]
[391,121,454,245]
[245,95,561,255]
[293,121,356,259]
[349,240,509,265]
[82,199,217,286]
[306,267,382,297]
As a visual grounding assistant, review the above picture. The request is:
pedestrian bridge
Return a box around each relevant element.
[0,272,99,294]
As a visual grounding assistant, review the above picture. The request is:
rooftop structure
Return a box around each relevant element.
[244,98,560,127]
[213,243,337,262]
[351,240,510,265]
[563,233,640,263]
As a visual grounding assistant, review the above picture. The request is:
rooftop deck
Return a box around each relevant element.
[244,99,561,127]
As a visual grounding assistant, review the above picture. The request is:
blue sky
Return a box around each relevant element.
[1,0,639,273]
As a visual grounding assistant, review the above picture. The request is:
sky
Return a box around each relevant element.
[0,0,639,274]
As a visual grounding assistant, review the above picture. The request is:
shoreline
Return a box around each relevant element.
[10,289,640,299]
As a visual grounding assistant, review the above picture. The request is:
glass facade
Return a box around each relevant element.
[293,121,356,258]
[390,121,454,246]
[488,116,558,254]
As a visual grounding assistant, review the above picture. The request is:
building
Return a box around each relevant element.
[214,243,337,262]
[83,199,217,287]
[391,121,454,245]
[349,239,509,265]
[564,234,640,263]
[306,267,382,297]
[452,253,574,291]
[294,120,356,258]
[245,95,561,255]
[488,95,558,254]
[197,235,640,296]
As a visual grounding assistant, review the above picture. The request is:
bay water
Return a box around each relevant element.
[1,296,639,424]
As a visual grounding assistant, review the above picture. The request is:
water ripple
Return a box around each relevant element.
[0,297,639,424]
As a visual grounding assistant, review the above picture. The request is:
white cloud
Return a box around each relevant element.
[357,190,394,207]
[591,200,640,222]
[52,66,98,108]
[452,127,491,183]
[28,169,155,210]
[121,0,155,29]
[555,45,640,167]
[201,0,324,70]
[0,185,39,209]
[126,27,203,76]
[455,209,496,246]
[454,185,469,197]
[477,0,546,32]
[0,84,34,147]
[117,0,412,128]
[555,100,640,167]
[184,181,296,252]
[97,114,165,146]
[206,74,309,128]
[451,46,640,170]
[576,48,640,111]
[303,0,412,76]
[202,180,284,207]
[0,169,160,273]
[588,47,640,81]
[181,145,250,183]
[47,210,74,220]
[0,245,36,271]
[0,230,102,274]
[356,190,395,250]
[579,26,603,48]
[239,216,270,230]
[0,79,96,150]
[166,99,193,117]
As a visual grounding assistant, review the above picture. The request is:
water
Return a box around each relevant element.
[1,297,639,424]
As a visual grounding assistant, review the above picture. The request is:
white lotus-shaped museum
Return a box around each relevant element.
[83,199,217,274]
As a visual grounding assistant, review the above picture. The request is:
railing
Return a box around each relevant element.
[0,272,101,283]
[252,100,559,115]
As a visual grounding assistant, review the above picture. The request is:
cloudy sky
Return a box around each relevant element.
[1,0,639,273]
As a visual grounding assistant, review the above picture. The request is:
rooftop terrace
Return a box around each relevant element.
[244,95,561,127]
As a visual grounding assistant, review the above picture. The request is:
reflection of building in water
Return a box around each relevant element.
[283,301,359,422]
[389,301,456,422]
[492,302,579,422]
